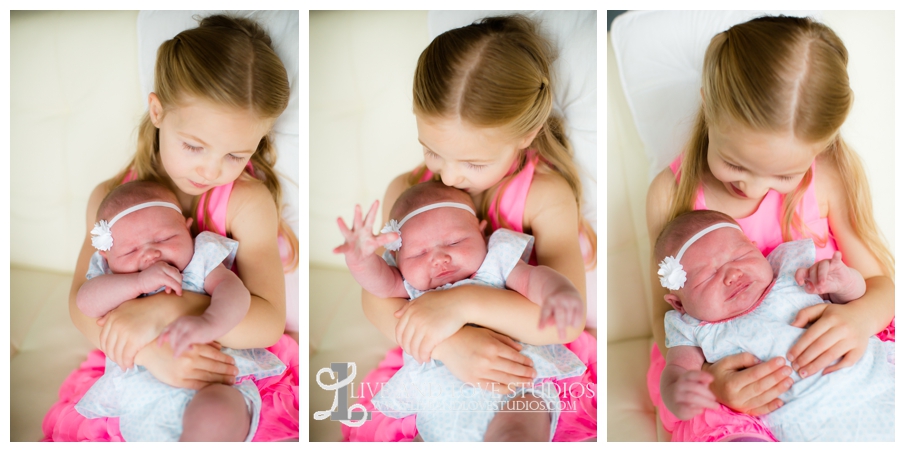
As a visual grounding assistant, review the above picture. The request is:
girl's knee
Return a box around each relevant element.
[181,384,251,442]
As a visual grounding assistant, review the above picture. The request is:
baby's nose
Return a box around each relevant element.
[432,250,451,265]
[724,268,741,285]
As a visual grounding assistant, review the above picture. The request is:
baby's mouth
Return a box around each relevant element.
[726,282,751,302]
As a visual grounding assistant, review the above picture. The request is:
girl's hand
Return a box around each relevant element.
[433,326,536,395]
[794,251,858,296]
[136,340,239,390]
[137,261,183,296]
[159,315,216,359]
[333,201,399,265]
[666,371,720,420]
[394,291,467,363]
[706,353,793,416]
[97,298,171,369]
[786,302,870,377]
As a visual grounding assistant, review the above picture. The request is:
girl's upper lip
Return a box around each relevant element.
[730,183,747,197]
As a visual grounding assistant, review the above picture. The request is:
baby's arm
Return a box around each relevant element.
[334,201,407,299]
[161,264,249,357]
[794,251,866,304]
[76,260,184,317]
[505,260,583,340]
[661,345,721,420]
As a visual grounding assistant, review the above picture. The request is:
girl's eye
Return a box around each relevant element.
[777,175,795,182]
[466,162,487,171]
[725,162,744,172]
[227,154,245,162]
[182,142,203,152]
[424,149,439,159]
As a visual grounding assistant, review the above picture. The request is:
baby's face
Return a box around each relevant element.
[394,207,486,291]
[671,227,774,322]
[101,206,194,274]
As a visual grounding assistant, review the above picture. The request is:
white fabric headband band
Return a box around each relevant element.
[380,202,476,251]
[91,201,183,251]
[658,222,742,290]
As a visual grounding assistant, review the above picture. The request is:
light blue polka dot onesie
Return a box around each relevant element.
[373,229,587,441]
[665,239,894,441]
[75,232,286,441]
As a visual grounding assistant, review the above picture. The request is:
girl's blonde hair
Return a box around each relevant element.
[108,14,298,272]
[671,16,893,277]
[410,15,597,269]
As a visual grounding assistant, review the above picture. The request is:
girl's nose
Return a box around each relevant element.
[197,159,221,182]
[738,179,768,199]
[439,165,461,187]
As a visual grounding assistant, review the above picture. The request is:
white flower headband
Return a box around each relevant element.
[91,201,183,251]
[380,202,476,251]
[658,222,742,290]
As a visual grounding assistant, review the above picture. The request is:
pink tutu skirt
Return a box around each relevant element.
[647,318,895,442]
[42,334,299,442]
[342,331,597,441]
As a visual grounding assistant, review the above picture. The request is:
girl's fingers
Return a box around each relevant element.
[799,341,850,378]
[491,331,523,352]
[746,398,784,417]
[789,303,827,329]
[790,327,837,370]
[823,350,859,375]
[197,345,238,368]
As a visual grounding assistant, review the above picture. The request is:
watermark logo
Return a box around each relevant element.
[312,362,371,426]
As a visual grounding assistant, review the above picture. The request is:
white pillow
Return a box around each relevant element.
[610,10,819,181]
[428,11,597,231]
[136,10,299,233]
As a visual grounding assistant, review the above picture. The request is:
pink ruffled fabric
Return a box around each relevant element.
[342,331,597,442]
[647,318,896,442]
[42,335,299,442]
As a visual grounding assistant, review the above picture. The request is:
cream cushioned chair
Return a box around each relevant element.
[606,10,894,441]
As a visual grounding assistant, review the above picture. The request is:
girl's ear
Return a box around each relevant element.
[148,93,163,128]
[517,124,544,150]
[664,293,686,314]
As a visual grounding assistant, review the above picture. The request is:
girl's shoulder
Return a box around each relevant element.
[523,170,578,231]
[814,153,842,218]
[225,174,278,231]
[646,167,679,239]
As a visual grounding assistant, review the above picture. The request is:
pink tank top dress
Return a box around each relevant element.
[645,155,893,442]
[342,153,598,442]
[42,169,300,442]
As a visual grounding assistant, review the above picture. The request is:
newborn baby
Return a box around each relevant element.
[656,210,894,442]
[334,180,586,441]
[74,181,285,441]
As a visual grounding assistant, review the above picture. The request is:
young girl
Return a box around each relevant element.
[343,15,598,442]
[43,15,300,442]
[645,16,895,442]
[655,210,893,441]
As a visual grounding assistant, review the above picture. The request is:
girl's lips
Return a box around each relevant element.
[190,181,210,189]
[730,183,747,198]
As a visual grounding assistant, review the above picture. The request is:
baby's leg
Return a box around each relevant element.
[483,393,551,442]
[180,384,251,442]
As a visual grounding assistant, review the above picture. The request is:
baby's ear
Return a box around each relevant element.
[478,219,488,233]
[664,293,686,314]
[185,217,193,230]
[99,250,107,260]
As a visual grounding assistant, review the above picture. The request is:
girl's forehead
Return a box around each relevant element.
[416,115,517,159]
[709,121,820,173]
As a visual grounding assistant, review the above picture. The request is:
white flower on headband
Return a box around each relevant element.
[658,256,686,290]
[381,219,402,251]
[91,220,114,251]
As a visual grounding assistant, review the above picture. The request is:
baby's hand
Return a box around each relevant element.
[538,289,583,340]
[333,201,399,265]
[158,315,216,358]
[794,251,857,296]
[137,261,183,296]
[668,370,720,420]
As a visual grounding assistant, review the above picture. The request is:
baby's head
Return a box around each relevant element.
[93,181,194,274]
[654,210,774,322]
[386,181,487,291]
